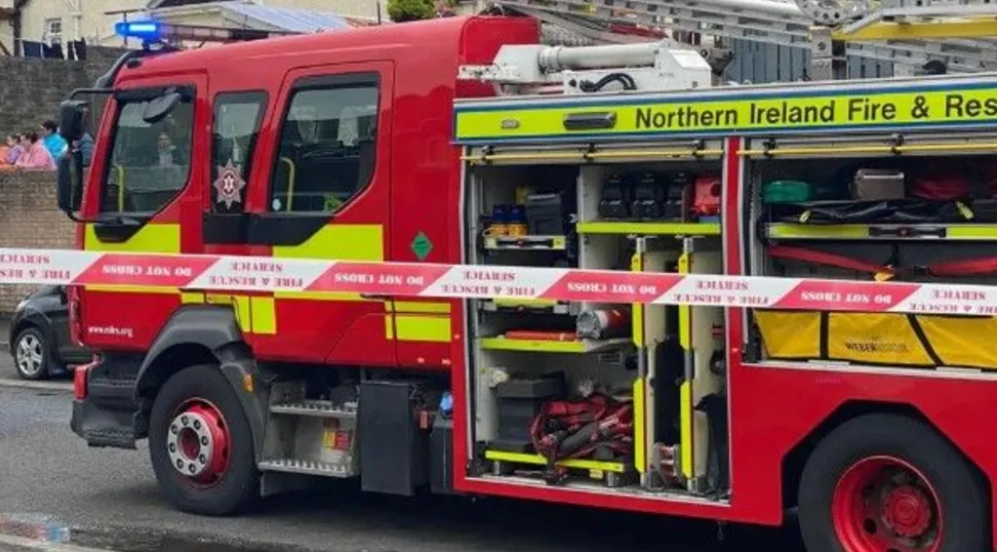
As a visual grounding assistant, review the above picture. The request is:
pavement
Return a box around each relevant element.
[0,354,806,552]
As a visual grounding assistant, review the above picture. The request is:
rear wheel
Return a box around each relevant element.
[798,413,987,552]
[148,364,258,515]
[14,327,49,380]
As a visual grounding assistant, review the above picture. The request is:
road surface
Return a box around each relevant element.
[0,356,805,552]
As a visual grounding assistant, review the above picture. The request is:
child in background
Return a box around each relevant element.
[15,132,56,170]
[0,134,24,169]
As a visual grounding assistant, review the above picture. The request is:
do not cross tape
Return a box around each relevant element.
[0,248,993,316]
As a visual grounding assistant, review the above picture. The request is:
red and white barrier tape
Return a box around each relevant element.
[1,248,994,316]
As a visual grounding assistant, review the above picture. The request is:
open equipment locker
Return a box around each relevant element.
[462,140,731,498]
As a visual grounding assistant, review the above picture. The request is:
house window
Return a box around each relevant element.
[44,18,63,44]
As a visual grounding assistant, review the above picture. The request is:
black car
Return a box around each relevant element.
[9,285,91,380]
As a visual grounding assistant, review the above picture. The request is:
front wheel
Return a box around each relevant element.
[148,364,259,516]
[798,413,987,552]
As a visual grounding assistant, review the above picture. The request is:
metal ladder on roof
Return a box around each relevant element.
[495,0,997,78]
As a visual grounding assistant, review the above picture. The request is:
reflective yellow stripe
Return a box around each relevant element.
[679,380,693,479]
[631,252,644,348]
[272,224,383,261]
[250,296,276,335]
[83,223,180,253]
[578,222,721,236]
[394,315,451,342]
[483,450,627,473]
[678,252,691,350]
[633,378,646,474]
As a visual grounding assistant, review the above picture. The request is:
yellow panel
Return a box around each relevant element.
[272,224,384,261]
[455,83,997,143]
[85,285,179,295]
[826,313,934,366]
[250,296,276,335]
[754,311,822,358]
[384,312,395,339]
[181,291,205,304]
[83,223,181,253]
[833,19,997,41]
[633,378,646,474]
[392,301,452,314]
[395,315,451,342]
[679,380,693,479]
[483,450,627,473]
[946,225,997,239]
[207,294,251,332]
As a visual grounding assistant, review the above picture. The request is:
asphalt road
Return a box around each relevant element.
[0,356,806,552]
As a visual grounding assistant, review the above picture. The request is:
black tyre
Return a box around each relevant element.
[798,413,987,552]
[148,364,259,515]
[13,327,49,381]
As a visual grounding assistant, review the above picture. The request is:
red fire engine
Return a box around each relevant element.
[55,14,997,552]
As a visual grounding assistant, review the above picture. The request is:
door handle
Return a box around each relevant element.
[360,293,391,300]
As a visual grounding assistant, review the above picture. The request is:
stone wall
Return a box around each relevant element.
[0,171,74,314]
[0,46,126,136]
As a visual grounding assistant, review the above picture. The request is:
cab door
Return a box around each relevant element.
[193,90,272,342]
[79,72,208,352]
[245,62,396,366]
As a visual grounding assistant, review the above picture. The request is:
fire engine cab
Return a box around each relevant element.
[56,14,997,552]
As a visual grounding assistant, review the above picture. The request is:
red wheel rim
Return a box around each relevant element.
[165,398,231,487]
[831,455,942,552]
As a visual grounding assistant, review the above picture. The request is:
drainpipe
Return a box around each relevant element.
[12,0,29,57]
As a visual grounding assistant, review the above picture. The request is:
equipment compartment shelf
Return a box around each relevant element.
[479,337,631,353]
[484,449,628,473]
[765,223,997,241]
[483,235,568,250]
[479,298,576,315]
[577,221,721,236]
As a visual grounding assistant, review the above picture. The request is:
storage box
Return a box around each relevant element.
[852,169,905,200]
[762,180,813,203]
[525,193,565,235]
[492,377,564,451]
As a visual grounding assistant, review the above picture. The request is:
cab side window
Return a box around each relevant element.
[101,88,194,215]
[211,91,266,213]
[269,74,379,213]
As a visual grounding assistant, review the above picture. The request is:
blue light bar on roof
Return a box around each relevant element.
[115,20,162,40]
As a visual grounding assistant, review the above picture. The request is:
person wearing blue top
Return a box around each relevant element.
[41,120,68,159]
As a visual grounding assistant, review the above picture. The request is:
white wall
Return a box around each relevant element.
[19,0,147,48]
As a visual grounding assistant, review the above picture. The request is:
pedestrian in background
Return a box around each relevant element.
[40,120,68,160]
[15,132,56,170]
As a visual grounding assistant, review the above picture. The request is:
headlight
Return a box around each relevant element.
[15,299,28,312]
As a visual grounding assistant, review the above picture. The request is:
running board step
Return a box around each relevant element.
[259,459,356,478]
[269,400,357,418]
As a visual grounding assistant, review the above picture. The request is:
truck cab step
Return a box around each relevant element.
[269,400,357,418]
[259,458,356,478]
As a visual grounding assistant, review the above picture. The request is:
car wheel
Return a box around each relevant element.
[13,327,49,381]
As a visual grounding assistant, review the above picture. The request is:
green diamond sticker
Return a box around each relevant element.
[410,232,433,261]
